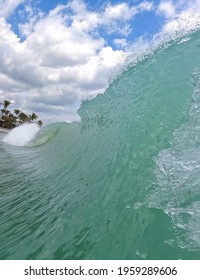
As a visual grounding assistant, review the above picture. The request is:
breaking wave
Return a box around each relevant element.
[1,29,200,260]
[3,123,40,147]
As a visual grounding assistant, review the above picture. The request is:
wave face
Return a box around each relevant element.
[1,30,200,260]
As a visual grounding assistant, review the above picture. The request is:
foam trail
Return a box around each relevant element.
[3,123,40,146]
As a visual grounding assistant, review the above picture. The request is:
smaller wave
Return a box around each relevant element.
[30,124,61,146]
[3,123,40,147]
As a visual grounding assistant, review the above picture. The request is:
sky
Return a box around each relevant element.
[0,0,200,123]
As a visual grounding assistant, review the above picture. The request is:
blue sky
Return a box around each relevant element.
[0,0,200,122]
[8,0,165,45]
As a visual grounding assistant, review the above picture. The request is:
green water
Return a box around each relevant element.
[1,30,200,259]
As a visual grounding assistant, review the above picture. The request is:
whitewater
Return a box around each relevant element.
[1,29,200,259]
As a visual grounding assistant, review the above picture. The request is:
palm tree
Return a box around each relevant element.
[0,99,43,129]
[3,100,11,109]
[30,113,38,121]
[2,109,10,116]
[19,112,29,123]
[14,109,21,116]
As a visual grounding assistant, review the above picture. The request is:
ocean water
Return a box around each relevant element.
[1,30,200,260]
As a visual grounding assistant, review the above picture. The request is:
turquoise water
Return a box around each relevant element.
[1,30,200,259]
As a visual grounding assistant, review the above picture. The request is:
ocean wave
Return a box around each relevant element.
[3,123,40,147]
[1,29,200,259]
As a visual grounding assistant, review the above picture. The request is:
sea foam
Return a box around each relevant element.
[3,123,40,146]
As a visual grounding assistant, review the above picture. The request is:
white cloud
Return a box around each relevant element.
[68,0,154,35]
[1,0,156,123]
[18,5,44,37]
[156,0,176,18]
[114,38,129,49]
[103,3,136,22]
[0,0,24,18]
[137,1,154,12]
[26,15,104,68]
[102,1,154,35]
[0,2,128,122]
[1,0,200,124]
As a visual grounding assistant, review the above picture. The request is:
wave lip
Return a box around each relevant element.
[3,123,40,147]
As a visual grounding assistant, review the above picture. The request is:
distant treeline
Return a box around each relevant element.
[0,100,43,129]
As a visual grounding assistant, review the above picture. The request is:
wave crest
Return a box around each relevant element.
[3,123,40,147]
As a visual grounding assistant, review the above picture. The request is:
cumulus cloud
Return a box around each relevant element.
[156,1,176,18]
[0,0,131,122]
[114,38,129,49]
[18,5,44,37]
[67,0,154,35]
[0,0,200,123]
[0,0,24,18]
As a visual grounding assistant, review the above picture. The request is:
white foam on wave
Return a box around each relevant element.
[3,123,40,147]
[147,68,200,249]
